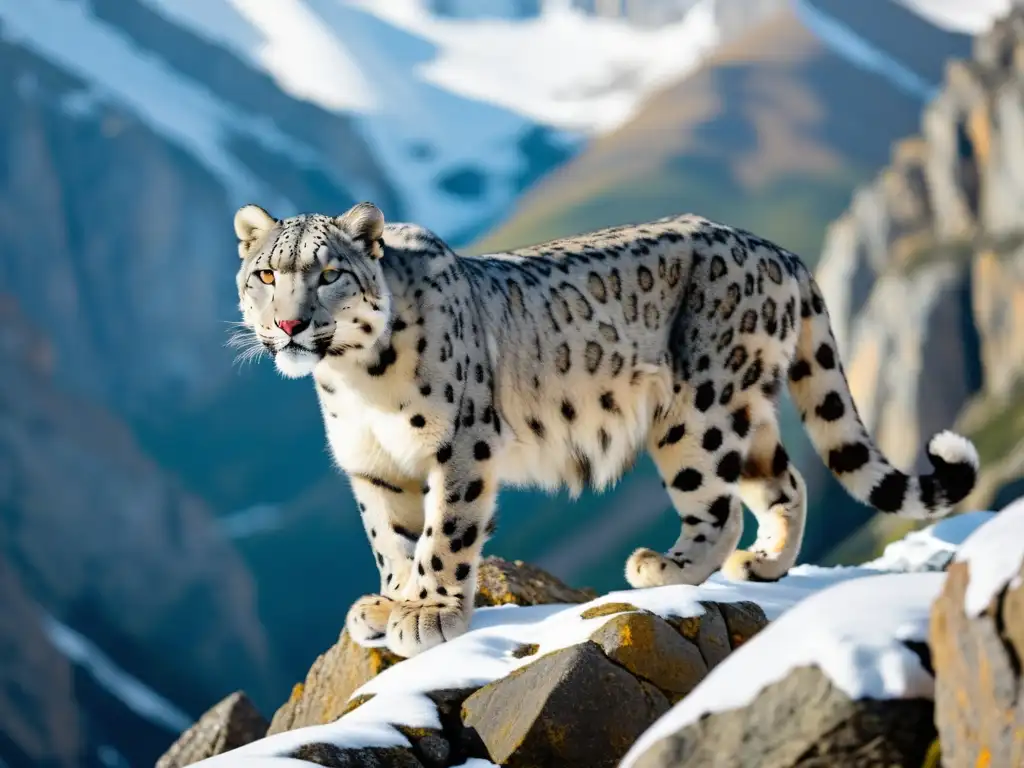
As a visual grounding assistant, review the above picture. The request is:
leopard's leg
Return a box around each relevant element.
[626,388,753,588]
[723,418,808,582]
[344,473,425,644]
[384,428,499,657]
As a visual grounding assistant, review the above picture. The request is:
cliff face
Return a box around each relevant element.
[817,5,1024,555]
[0,3,396,419]
[0,295,286,766]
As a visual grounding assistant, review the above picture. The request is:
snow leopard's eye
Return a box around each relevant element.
[319,267,341,286]
[256,269,275,285]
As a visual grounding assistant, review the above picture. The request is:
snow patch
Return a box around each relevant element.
[190,542,964,764]
[897,0,1012,34]
[795,0,939,101]
[0,0,309,208]
[866,510,997,572]
[619,572,943,767]
[955,497,1024,616]
[351,0,720,133]
[138,0,721,238]
[42,616,193,734]
[183,510,991,765]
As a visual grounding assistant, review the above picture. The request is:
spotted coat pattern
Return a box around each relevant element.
[233,202,980,658]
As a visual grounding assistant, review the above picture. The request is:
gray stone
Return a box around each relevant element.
[461,642,669,768]
[156,692,268,768]
[290,743,423,768]
[629,665,936,768]
[589,611,709,701]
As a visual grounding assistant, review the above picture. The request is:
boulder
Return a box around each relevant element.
[267,631,403,735]
[461,642,669,768]
[474,555,598,607]
[628,665,936,768]
[460,604,766,767]
[183,574,765,768]
[717,601,771,650]
[931,548,1024,766]
[156,692,268,768]
[267,556,594,734]
[589,612,708,702]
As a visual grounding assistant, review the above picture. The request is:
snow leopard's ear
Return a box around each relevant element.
[337,202,385,260]
[234,204,277,259]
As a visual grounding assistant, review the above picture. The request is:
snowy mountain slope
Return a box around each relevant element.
[3,0,1009,246]
[42,617,192,737]
[898,0,1014,34]
[134,0,731,238]
[0,0,371,211]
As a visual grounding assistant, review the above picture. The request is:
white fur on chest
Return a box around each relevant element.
[317,379,434,479]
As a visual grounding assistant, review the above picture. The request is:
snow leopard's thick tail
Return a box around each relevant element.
[787,266,978,519]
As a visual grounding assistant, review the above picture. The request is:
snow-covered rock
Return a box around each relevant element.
[158,509,1000,768]
[620,573,942,767]
[931,497,1024,767]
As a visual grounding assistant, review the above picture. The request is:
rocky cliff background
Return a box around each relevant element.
[1,1,1022,766]
[818,6,1024,563]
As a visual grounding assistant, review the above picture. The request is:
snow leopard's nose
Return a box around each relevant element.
[276,318,309,336]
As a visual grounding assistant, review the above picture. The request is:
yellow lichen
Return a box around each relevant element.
[672,616,702,640]
[580,602,640,619]
[616,621,635,648]
[921,738,942,768]
[396,725,434,740]
[341,694,375,717]
[289,682,305,702]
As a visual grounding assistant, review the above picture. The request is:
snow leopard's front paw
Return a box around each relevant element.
[385,596,471,657]
[625,547,717,588]
[346,593,395,645]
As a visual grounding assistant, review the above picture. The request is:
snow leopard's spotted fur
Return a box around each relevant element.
[233,202,980,658]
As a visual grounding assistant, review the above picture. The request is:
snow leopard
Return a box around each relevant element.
[232,201,979,658]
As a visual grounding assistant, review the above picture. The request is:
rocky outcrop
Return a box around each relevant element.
[930,527,1024,765]
[619,568,948,768]
[629,665,936,768]
[461,641,670,768]
[156,693,268,768]
[265,557,596,736]
[266,631,403,736]
[458,603,766,768]
[474,556,597,607]
[160,559,767,768]
[816,6,1024,542]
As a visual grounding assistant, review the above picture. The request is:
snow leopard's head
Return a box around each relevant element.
[232,202,391,379]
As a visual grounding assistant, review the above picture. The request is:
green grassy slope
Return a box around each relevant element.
[473,6,924,261]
